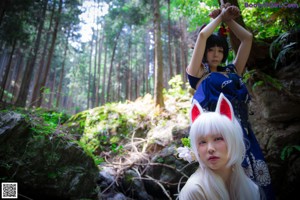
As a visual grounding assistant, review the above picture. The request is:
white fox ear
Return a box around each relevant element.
[190,100,204,123]
[215,93,234,121]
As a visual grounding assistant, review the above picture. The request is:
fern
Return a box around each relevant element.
[269,31,299,69]
[243,69,283,91]
[274,42,297,69]
[281,145,300,161]
[269,32,290,60]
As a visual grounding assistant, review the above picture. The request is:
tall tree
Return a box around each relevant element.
[11,50,25,103]
[0,0,9,25]
[127,26,132,101]
[116,61,121,100]
[95,30,104,106]
[167,0,173,80]
[153,0,164,107]
[179,18,187,83]
[144,29,151,94]
[0,39,16,101]
[30,0,56,107]
[48,66,56,108]
[92,28,99,108]
[101,39,108,105]
[15,0,48,106]
[24,0,62,107]
[106,27,122,102]
[87,38,94,109]
[56,28,70,108]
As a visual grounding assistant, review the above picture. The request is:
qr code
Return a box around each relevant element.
[1,182,18,199]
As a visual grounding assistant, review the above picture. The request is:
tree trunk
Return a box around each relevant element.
[106,29,122,102]
[153,0,164,107]
[134,44,139,99]
[15,0,48,107]
[31,0,53,107]
[174,40,181,75]
[179,18,187,83]
[101,40,107,105]
[128,29,132,101]
[28,0,61,107]
[92,28,99,108]
[56,29,69,108]
[12,50,25,103]
[48,67,56,109]
[167,0,173,80]
[222,0,265,69]
[0,39,16,102]
[87,39,94,109]
[125,66,129,100]
[117,61,121,100]
[145,31,150,94]
[0,0,10,26]
[95,31,103,107]
[5,54,17,102]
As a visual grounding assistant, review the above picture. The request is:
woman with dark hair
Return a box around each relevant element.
[185,5,275,200]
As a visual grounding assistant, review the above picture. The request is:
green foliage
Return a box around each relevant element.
[0,89,14,103]
[261,74,283,90]
[110,143,124,154]
[240,0,300,40]
[172,0,299,41]
[252,80,264,90]
[172,0,218,31]
[241,7,283,39]
[0,0,35,45]
[281,145,300,161]
[156,157,164,163]
[243,69,283,91]
[41,87,51,95]
[28,109,70,135]
[226,50,235,65]
[77,140,104,165]
[269,31,300,69]
[181,137,191,148]
[74,103,137,164]
[166,75,186,96]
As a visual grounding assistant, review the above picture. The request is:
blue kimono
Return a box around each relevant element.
[187,63,275,200]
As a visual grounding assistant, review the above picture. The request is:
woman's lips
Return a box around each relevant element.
[208,156,219,161]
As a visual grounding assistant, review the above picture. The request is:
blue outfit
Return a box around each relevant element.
[187,63,275,200]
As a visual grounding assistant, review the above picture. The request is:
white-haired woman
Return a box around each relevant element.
[179,94,264,200]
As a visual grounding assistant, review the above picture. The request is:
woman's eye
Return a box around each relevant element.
[199,140,206,145]
[215,137,224,141]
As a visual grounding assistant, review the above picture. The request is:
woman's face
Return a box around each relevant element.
[206,46,224,69]
[197,133,229,171]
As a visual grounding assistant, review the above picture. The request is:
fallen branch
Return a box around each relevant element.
[144,175,172,200]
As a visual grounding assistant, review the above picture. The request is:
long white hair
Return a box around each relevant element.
[189,94,261,200]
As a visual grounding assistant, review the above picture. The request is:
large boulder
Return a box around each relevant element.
[0,111,99,199]
[249,59,300,199]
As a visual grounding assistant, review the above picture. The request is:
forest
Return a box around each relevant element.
[0,0,300,199]
[0,0,298,113]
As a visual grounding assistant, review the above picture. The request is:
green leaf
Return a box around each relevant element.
[252,80,264,90]
[181,137,191,148]
[280,145,300,160]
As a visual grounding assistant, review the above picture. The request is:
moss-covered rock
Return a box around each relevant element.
[0,111,98,199]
